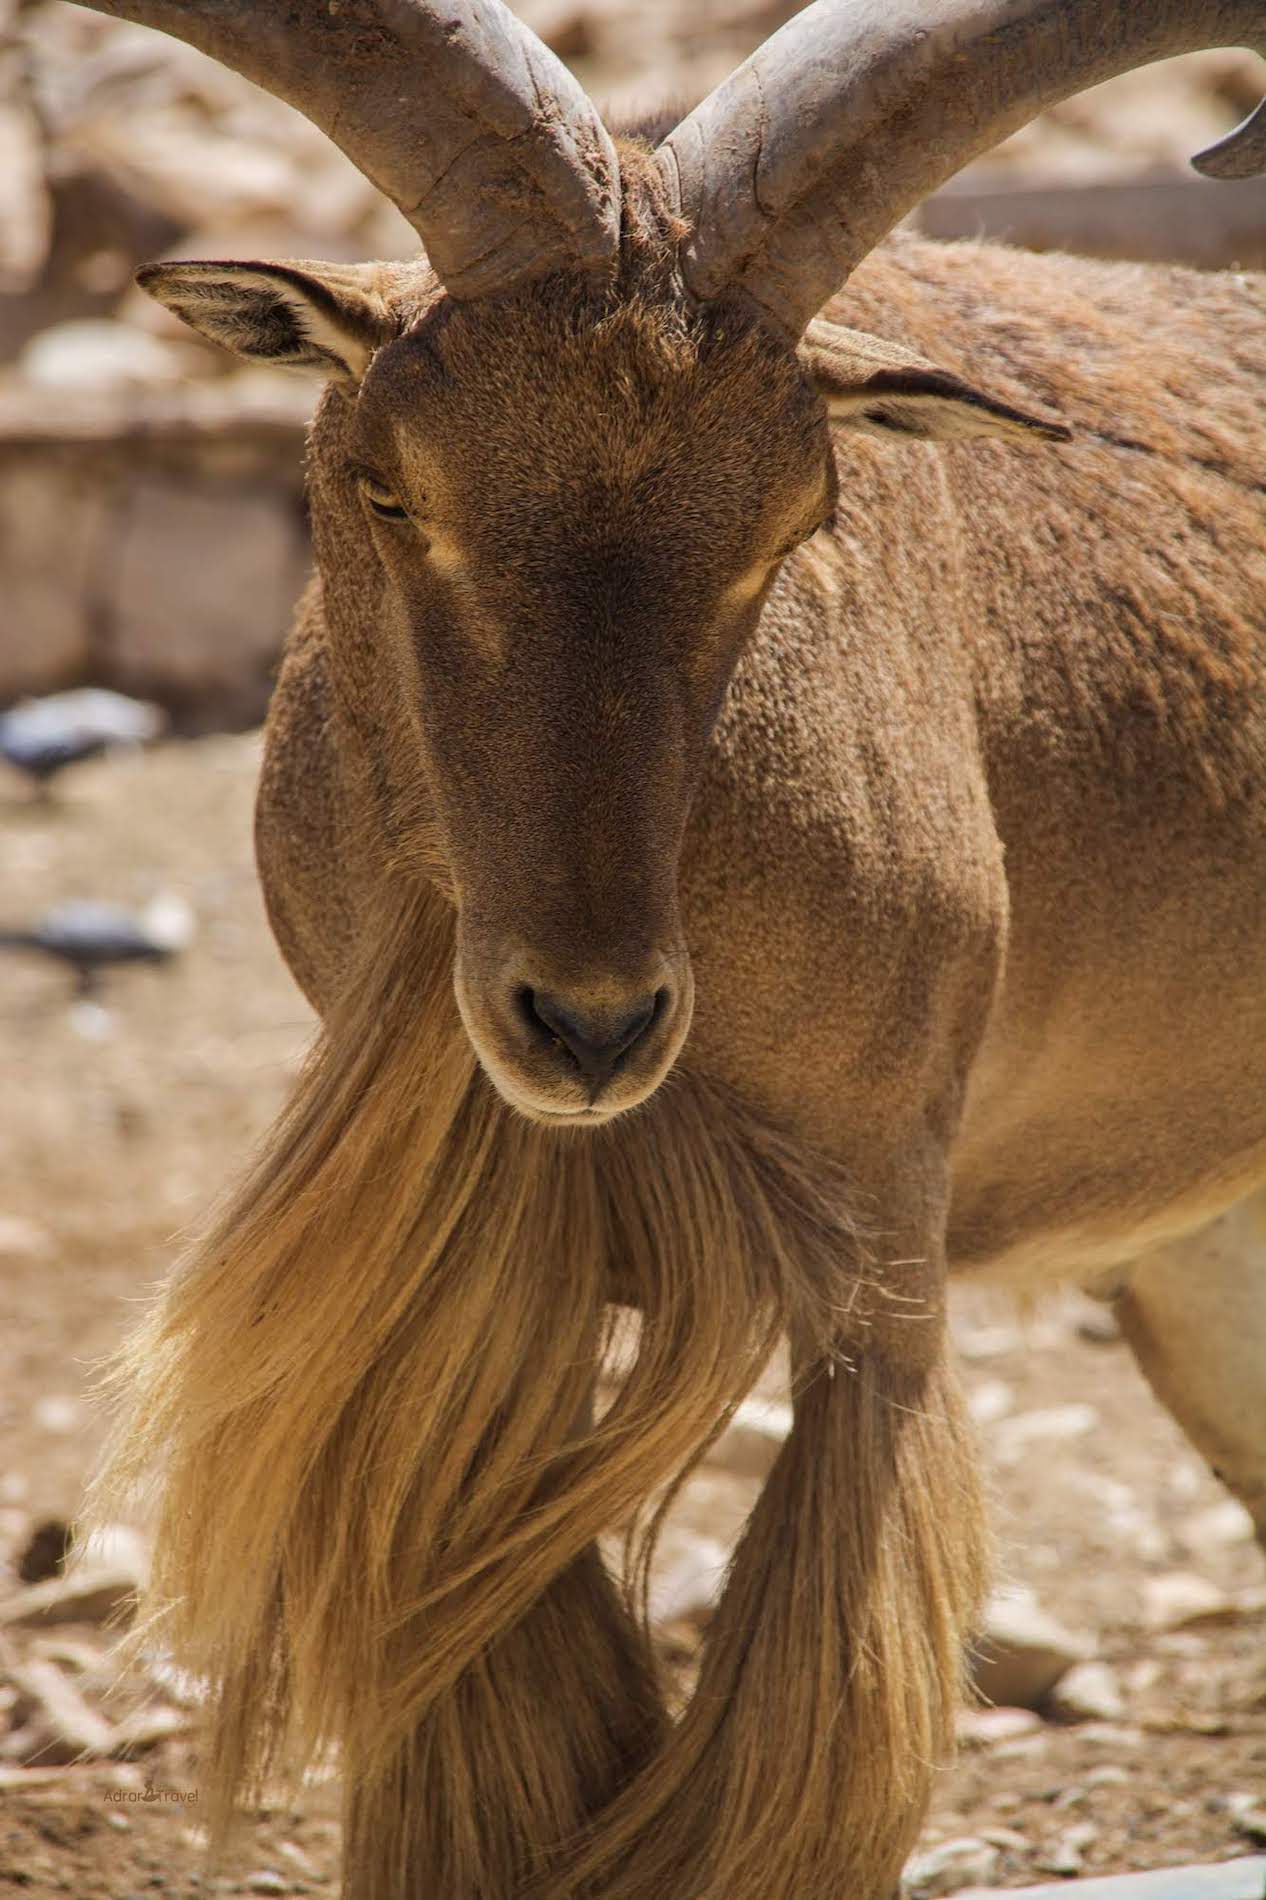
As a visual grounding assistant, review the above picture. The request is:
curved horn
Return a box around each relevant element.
[74,0,621,299]
[657,0,1266,336]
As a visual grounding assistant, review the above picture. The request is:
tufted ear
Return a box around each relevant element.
[801,317,1071,445]
[135,259,403,381]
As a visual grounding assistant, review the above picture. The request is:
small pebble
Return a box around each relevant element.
[993,1403,1098,1463]
[1083,1764,1130,1789]
[1077,1721,1143,1748]
[967,1379,1013,1425]
[1143,1571,1232,1631]
[904,1834,1000,1897]
[978,1825,1030,1851]
[1226,1794,1266,1843]
[1074,1302,1122,1344]
[957,1705,1043,1746]
[31,1396,79,1435]
[971,1588,1092,1709]
[1046,1659,1126,1723]
[1036,1821,1099,1877]
[1184,1499,1256,1549]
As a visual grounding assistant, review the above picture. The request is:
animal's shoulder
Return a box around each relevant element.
[837,236,1266,487]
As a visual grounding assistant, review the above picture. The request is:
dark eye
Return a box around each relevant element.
[360,476,409,521]
[368,493,408,521]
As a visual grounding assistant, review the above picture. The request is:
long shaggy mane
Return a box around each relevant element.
[91,876,984,1899]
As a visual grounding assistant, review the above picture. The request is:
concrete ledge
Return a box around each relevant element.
[921,173,1266,270]
[960,1854,1266,1899]
[0,374,311,726]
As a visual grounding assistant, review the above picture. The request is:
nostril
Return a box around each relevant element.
[514,985,542,1036]
[516,985,668,1086]
[517,986,578,1058]
[609,993,655,1055]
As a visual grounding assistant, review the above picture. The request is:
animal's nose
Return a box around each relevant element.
[518,987,663,1089]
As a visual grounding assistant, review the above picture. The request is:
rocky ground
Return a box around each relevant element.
[0,736,1263,1896]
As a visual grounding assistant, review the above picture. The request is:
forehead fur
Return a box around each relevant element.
[341,154,825,544]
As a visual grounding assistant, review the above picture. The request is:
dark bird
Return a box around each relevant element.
[0,896,194,995]
[0,689,165,795]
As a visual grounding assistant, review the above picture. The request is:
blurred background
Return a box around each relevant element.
[1,4,1264,1895]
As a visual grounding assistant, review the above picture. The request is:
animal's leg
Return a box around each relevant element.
[542,1330,987,1900]
[1116,1184,1266,1543]
[342,1541,665,1900]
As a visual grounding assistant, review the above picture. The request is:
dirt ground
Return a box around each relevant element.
[1,737,1263,1896]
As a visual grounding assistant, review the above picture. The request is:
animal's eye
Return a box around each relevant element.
[360,476,409,521]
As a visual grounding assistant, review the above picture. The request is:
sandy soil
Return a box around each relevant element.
[0,737,1263,1896]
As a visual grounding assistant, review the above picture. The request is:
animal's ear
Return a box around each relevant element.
[134,259,402,381]
[801,318,1071,445]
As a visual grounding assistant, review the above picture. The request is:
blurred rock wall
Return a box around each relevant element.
[0,1,1263,725]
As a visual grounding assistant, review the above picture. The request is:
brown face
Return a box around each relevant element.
[316,279,833,1124]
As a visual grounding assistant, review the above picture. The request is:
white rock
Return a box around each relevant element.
[140,893,196,953]
[1047,1659,1126,1723]
[952,1321,1021,1362]
[971,1589,1093,1710]
[32,1395,79,1434]
[978,1826,1030,1852]
[3,1656,117,1764]
[991,1732,1051,1763]
[1077,1722,1144,1748]
[0,1563,143,1629]
[904,1835,1000,1896]
[1083,1764,1130,1789]
[1037,1822,1099,1877]
[1184,1499,1256,1550]
[993,1403,1098,1464]
[966,1380,1013,1426]
[956,1705,1043,1746]
[1226,1794,1266,1843]
[1143,1571,1232,1631]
